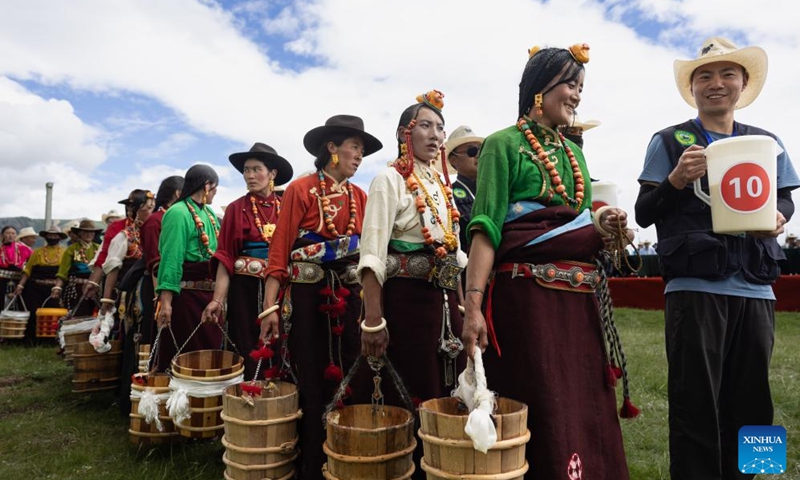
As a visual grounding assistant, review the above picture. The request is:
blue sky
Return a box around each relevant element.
[1,0,798,243]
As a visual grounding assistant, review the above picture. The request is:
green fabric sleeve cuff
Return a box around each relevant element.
[467,215,502,251]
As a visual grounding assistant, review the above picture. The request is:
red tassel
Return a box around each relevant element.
[344,385,353,397]
[613,366,623,379]
[131,374,145,386]
[241,383,263,396]
[331,324,345,336]
[319,286,333,296]
[263,365,280,379]
[605,364,618,388]
[318,303,331,313]
[335,287,350,298]
[335,399,345,409]
[324,363,343,382]
[249,346,274,361]
[620,397,640,419]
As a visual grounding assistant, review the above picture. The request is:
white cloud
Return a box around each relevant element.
[136,132,198,159]
[0,0,798,242]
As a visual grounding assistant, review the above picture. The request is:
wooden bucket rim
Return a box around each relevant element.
[322,462,415,480]
[170,366,244,382]
[171,349,244,374]
[175,421,225,432]
[420,458,529,480]
[323,438,417,464]
[417,428,531,450]
[224,380,298,400]
[326,404,415,433]
[127,429,178,438]
[223,469,295,480]
[221,435,298,455]
[129,413,173,421]
[222,450,298,471]
[220,410,302,427]
[419,397,528,419]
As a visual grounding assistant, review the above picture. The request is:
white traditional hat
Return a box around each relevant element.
[571,114,600,132]
[440,125,484,172]
[17,227,36,239]
[673,36,767,110]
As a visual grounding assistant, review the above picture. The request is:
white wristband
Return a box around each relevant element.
[360,317,387,333]
[257,304,280,320]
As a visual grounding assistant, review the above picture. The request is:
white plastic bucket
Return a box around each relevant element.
[694,135,782,234]
[591,181,618,210]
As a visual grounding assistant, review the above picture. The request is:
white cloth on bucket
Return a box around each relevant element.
[452,349,497,453]
[57,317,98,348]
[166,374,244,427]
[131,387,171,432]
[89,309,115,353]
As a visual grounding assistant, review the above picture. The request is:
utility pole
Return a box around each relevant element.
[45,182,53,229]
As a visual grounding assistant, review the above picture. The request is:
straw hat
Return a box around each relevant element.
[101,209,123,224]
[17,227,36,240]
[442,125,484,171]
[674,36,767,109]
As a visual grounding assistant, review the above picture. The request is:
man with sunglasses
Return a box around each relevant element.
[445,125,484,254]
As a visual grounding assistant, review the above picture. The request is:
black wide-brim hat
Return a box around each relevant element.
[229,143,294,186]
[303,115,383,158]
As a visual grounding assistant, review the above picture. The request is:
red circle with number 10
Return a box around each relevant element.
[719,162,771,213]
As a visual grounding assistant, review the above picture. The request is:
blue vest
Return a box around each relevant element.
[654,120,784,284]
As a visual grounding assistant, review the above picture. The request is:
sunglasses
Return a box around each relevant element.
[453,145,480,158]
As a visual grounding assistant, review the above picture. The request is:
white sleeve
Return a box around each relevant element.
[357,170,399,286]
[102,231,128,274]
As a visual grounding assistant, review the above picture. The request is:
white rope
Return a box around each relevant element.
[166,374,244,426]
[88,308,115,353]
[453,349,497,453]
[130,388,172,431]
[57,317,98,348]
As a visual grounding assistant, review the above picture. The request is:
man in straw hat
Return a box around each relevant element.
[17,227,38,248]
[444,125,484,253]
[562,113,600,150]
[635,37,800,479]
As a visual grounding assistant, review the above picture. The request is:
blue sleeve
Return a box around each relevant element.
[638,135,672,184]
[775,136,800,190]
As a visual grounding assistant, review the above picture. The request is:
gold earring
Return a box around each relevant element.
[331,152,340,167]
[269,179,275,192]
[202,189,208,204]
[534,93,543,117]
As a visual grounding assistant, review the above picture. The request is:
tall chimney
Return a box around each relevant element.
[45,182,54,229]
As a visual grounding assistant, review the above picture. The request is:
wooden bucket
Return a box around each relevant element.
[129,372,179,445]
[0,310,29,339]
[138,344,151,373]
[418,397,530,480]
[61,316,97,365]
[322,404,417,480]
[71,340,123,393]
[36,307,67,338]
[171,349,244,439]
[221,381,300,480]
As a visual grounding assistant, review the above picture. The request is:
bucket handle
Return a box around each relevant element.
[693,176,711,206]
[4,293,27,313]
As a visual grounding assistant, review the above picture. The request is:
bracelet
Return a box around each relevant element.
[257,304,280,320]
[86,280,100,288]
[211,299,224,307]
[51,286,62,291]
[465,288,484,295]
[592,206,614,237]
[16,284,24,289]
[100,298,116,305]
[360,317,387,333]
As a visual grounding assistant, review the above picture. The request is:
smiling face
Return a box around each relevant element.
[691,60,747,117]
[77,230,95,243]
[243,158,277,196]
[409,107,445,163]
[538,67,584,129]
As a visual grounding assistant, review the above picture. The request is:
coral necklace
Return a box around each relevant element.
[318,171,357,237]
[517,117,585,210]
[185,200,219,258]
[406,164,460,258]
[250,194,280,242]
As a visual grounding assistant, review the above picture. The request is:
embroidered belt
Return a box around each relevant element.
[32,279,58,286]
[0,269,21,280]
[385,253,462,290]
[233,256,268,279]
[288,262,358,285]
[496,261,599,293]
[179,280,216,291]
